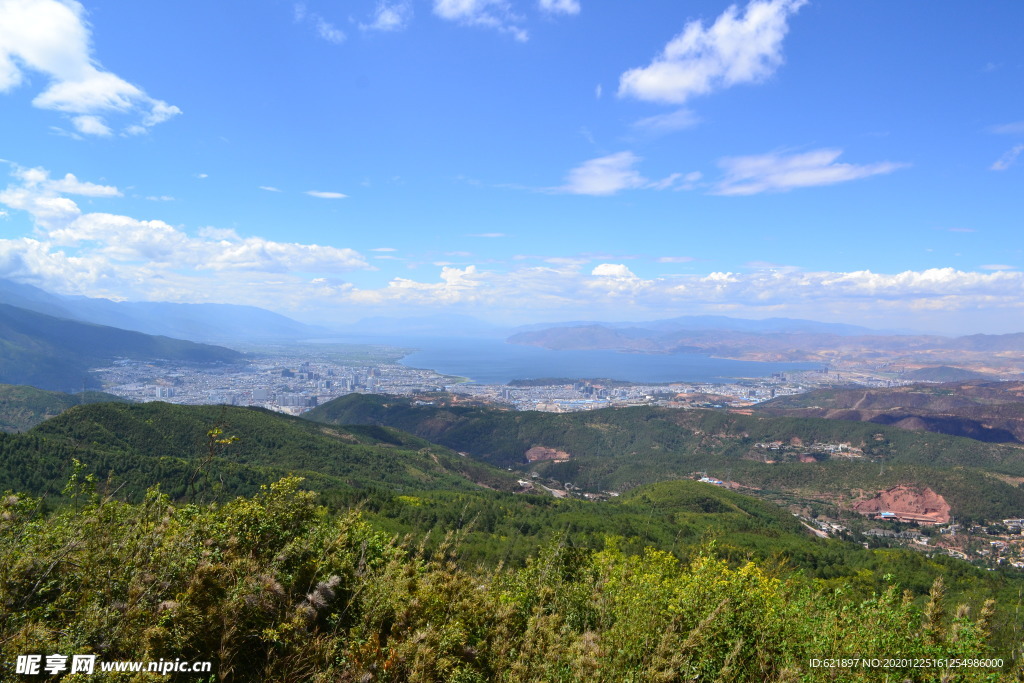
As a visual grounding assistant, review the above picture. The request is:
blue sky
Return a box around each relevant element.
[0,0,1022,333]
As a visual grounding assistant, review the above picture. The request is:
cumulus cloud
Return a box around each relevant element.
[991,144,1024,171]
[712,148,907,195]
[361,1,413,31]
[539,0,579,15]
[0,163,372,305]
[554,151,682,195]
[618,0,806,104]
[433,0,527,41]
[338,264,1024,330]
[0,0,181,135]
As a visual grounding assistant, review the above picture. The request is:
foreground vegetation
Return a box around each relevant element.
[0,478,1011,682]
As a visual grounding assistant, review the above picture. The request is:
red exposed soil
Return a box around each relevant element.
[525,446,571,462]
[853,485,951,524]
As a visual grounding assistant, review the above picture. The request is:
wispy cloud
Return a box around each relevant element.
[553,151,681,196]
[981,264,1016,271]
[259,186,282,192]
[305,190,347,199]
[315,17,346,43]
[657,256,696,263]
[631,108,699,135]
[989,121,1024,135]
[294,3,346,43]
[361,1,413,31]
[618,0,806,104]
[539,0,580,16]
[371,247,397,252]
[0,0,181,135]
[433,0,527,41]
[712,148,907,195]
[469,232,507,238]
[991,144,1024,171]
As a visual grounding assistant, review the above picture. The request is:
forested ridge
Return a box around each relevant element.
[306,394,1024,521]
[2,398,1024,679]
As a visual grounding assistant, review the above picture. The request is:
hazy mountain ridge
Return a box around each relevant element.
[0,278,325,342]
[0,303,244,391]
[507,325,949,360]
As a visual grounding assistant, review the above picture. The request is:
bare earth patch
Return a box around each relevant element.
[853,485,951,524]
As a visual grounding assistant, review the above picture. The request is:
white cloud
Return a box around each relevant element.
[433,0,527,41]
[293,4,346,44]
[259,186,282,192]
[371,247,397,252]
[618,0,806,104]
[46,172,121,197]
[539,0,579,15]
[145,195,174,202]
[361,1,413,31]
[315,17,346,43]
[657,256,695,263]
[991,144,1024,171]
[0,162,372,306]
[0,0,181,135]
[554,151,682,196]
[989,121,1024,135]
[594,84,602,99]
[71,114,112,136]
[712,148,907,195]
[591,263,636,278]
[631,108,699,134]
[305,190,347,199]
[981,264,1015,271]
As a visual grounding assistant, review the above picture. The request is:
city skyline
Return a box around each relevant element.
[1,0,1023,334]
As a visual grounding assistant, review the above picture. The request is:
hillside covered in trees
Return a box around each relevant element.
[1,398,1023,679]
[306,394,1024,522]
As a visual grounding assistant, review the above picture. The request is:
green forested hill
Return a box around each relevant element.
[306,394,1024,520]
[757,381,1024,444]
[0,383,126,432]
[0,401,517,501]
[4,402,1024,676]
[0,303,244,390]
[1,477,1014,681]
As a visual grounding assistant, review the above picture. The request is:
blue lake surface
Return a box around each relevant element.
[322,336,822,385]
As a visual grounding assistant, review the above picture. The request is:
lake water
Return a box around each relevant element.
[329,336,821,385]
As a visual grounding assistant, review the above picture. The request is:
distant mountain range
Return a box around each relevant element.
[507,322,1024,364]
[0,303,243,391]
[510,315,884,337]
[0,278,326,342]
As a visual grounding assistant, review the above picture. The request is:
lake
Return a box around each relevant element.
[330,336,821,384]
